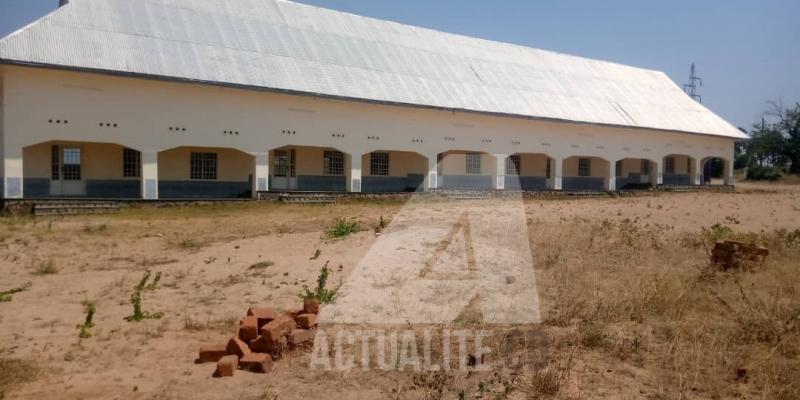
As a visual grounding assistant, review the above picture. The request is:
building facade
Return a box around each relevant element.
[0,0,746,199]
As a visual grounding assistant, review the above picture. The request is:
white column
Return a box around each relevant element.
[348,153,362,192]
[493,153,507,190]
[656,160,664,185]
[724,159,734,186]
[141,150,158,199]
[252,152,269,197]
[424,153,438,191]
[608,160,617,191]
[2,145,23,199]
[549,157,563,190]
[692,158,701,185]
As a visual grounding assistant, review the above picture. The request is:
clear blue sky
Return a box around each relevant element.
[1,0,798,130]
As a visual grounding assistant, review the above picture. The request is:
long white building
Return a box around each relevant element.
[0,0,746,199]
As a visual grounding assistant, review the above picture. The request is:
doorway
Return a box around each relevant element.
[50,145,86,196]
[272,148,296,190]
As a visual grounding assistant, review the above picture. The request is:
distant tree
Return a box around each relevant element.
[739,101,800,174]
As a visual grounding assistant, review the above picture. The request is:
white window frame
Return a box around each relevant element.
[466,153,481,175]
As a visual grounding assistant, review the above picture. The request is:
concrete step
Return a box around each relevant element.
[279,194,336,204]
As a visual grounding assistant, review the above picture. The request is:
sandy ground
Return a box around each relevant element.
[0,182,798,399]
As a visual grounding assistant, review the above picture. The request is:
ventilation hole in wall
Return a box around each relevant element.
[49,119,53,123]
[113,123,118,127]
[182,128,186,132]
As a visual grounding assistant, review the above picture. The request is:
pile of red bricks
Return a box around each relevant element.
[711,240,769,270]
[197,299,320,377]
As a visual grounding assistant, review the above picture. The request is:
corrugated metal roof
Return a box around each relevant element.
[0,0,747,139]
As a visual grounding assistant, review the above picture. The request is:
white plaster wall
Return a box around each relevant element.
[1,66,737,195]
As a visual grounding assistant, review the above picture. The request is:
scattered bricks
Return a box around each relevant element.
[240,352,274,373]
[296,313,317,329]
[239,316,259,341]
[247,306,278,328]
[215,355,238,377]
[198,344,229,363]
[711,240,769,270]
[249,336,269,353]
[288,328,316,347]
[303,299,320,314]
[227,336,251,358]
[260,315,296,344]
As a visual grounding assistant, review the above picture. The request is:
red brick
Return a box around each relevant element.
[240,352,274,373]
[249,336,269,353]
[295,313,318,329]
[198,344,228,363]
[239,316,259,341]
[227,336,251,358]
[247,306,278,328]
[260,315,296,343]
[215,355,238,377]
[288,328,316,347]
[303,299,320,314]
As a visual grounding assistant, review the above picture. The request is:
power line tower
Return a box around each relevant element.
[683,63,703,103]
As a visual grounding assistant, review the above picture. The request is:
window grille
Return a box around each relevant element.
[370,152,389,176]
[665,157,675,174]
[323,150,344,175]
[506,155,520,176]
[641,159,651,175]
[62,148,81,180]
[466,153,481,174]
[546,158,551,179]
[51,145,60,180]
[578,158,591,177]
[123,148,141,178]
[615,160,623,177]
[190,152,217,180]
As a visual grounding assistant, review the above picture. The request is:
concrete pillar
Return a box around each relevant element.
[2,145,23,199]
[493,153,507,190]
[252,152,269,197]
[691,158,701,185]
[724,159,734,185]
[607,160,617,191]
[348,153,362,192]
[656,160,664,185]
[548,157,563,190]
[424,153,438,191]
[141,150,158,199]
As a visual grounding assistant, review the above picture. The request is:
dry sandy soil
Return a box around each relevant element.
[0,182,799,399]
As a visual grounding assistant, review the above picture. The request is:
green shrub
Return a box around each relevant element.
[324,218,361,239]
[299,262,342,304]
[746,165,782,181]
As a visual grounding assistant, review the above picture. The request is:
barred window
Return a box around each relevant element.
[62,148,82,180]
[615,160,623,177]
[641,159,651,174]
[190,152,217,180]
[123,148,141,178]
[370,152,389,176]
[51,145,60,180]
[687,158,692,173]
[506,155,520,175]
[323,150,344,175]
[466,153,481,174]
[437,153,443,176]
[578,158,591,177]
[546,158,551,179]
[665,157,675,174]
